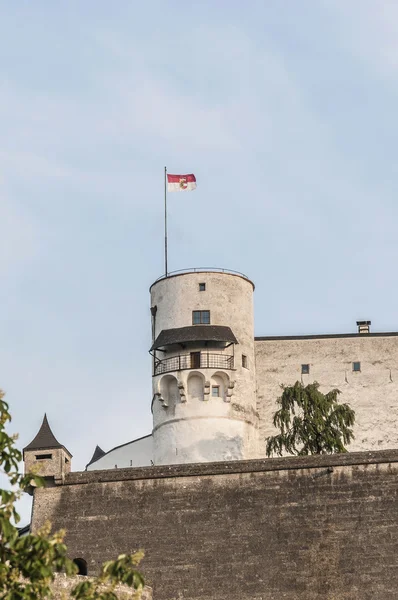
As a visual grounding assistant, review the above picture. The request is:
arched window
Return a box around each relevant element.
[211,372,230,401]
[73,558,88,576]
[187,371,205,401]
[159,375,179,407]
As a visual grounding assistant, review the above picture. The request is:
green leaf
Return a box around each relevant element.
[0,386,146,600]
[266,381,355,457]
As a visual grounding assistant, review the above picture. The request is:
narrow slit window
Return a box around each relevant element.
[352,361,361,372]
[301,364,310,375]
[192,310,210,324]
[242,354,248,368]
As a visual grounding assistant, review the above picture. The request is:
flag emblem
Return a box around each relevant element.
[167,173,197,192]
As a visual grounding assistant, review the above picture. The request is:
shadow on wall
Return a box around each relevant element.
[187,371,205,401]
[181,432,244,463]
[159,375,179,415]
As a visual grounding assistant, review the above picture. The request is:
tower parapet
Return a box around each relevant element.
[150,268,258,465]
[23,414,72,485]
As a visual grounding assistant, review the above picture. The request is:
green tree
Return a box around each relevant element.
[0,389,145,600]
[266,381,355,457]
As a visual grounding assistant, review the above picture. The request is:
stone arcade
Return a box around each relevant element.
[24,268,398,600]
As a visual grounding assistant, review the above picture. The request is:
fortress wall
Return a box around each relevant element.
[31,451,398,600]
[50,574,152,600]
[255,334,398,454]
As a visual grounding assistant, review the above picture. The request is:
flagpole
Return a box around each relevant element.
[164,166,168,277]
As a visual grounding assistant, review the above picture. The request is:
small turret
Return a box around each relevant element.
[23,414,72,485]
[85,445,106,470]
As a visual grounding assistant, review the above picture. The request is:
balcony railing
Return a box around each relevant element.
[153,352,234,376]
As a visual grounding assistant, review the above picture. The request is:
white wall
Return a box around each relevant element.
[150,271,259,465]
[255,333,398,454]
[153,417,255,464]
[86,435,153,470]
[87,331,398,469]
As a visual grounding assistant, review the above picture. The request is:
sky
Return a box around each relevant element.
[2,0,398,523]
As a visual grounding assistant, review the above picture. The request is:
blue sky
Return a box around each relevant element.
[1,1,398,521]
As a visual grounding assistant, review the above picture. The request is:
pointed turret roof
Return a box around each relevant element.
[23,414,72,457]
[85,445,106,470]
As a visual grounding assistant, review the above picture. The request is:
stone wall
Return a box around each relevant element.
[31,450,398,600]
[255,333,398,453]
[24,447,71,480]
[50,573,152,599]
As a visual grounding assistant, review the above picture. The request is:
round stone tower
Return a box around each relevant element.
[150,268,258,465]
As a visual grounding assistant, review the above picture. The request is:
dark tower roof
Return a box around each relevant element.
[86,445,106,469]
[150,325,238,351]
[23,414,72,457]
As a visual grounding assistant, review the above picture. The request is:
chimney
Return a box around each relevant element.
[356,320,371,334]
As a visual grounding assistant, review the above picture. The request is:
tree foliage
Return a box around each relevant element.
[266,381,355,457]
[0,389,145,600]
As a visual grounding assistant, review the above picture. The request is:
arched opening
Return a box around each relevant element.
[187,371,205,401]
[159,375,179,407]
[73,558,88,576]
[211,372,230,401]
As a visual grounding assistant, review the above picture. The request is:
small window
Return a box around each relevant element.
[353,361,361,372]
[35,454,52,460]
[301,364,310,375]
[242,354,248,369]
[192,310,210,324]
[199,283,206,292]
[211,386,220,397]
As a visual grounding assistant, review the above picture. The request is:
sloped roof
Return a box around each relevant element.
[86,445,106,470]
[151,325,238,351]
[86,434,152,469]
[23,414,72,457]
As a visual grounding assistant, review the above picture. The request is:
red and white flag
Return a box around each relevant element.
[167,173,197,192]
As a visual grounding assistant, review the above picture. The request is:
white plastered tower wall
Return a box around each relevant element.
[150,270,259,465]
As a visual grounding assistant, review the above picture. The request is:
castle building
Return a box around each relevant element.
[24,268,398,599]
[77,268,398,470]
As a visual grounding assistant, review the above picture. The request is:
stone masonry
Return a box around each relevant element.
[50,574,152,600]
[31,450,398,600]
